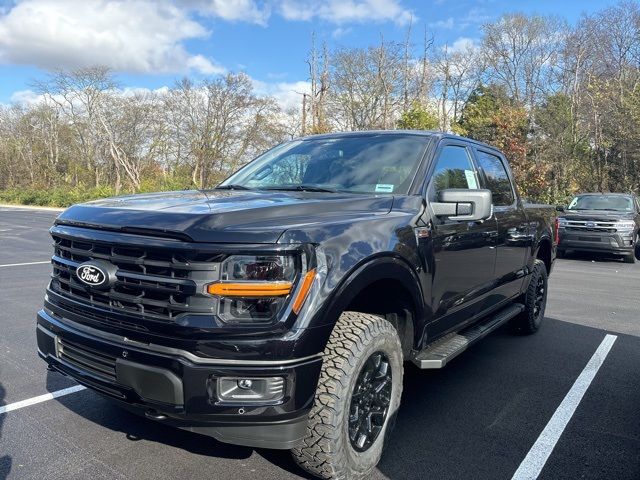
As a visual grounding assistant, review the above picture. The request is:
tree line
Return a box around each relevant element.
[0,1,638,206]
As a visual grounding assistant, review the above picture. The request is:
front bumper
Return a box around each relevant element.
[37,309,322,449]
[558,230,635,255]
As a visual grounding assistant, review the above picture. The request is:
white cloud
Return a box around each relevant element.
[429,8,493,32]
[0,0,417,79]
[186,54,225,74]
[252,78,310,111]
[459,7,492,29]
[444,37,480,55]
[9,85,173,106]
[429,17,454,30]
[9,75,313,119]
[182,0,271,25]
[0,0,222,74]
[9,89,42,106]
[278,0,414,26]
[266,72,288,80]
[331,27,353,39]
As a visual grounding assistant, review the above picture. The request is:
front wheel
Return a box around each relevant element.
[291,311,403,479]
[512,259,548,334]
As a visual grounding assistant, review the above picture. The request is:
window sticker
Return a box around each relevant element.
[464,170,478,189]
[375,184,394,193]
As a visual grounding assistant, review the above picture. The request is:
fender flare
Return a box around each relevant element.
[313,254,427,349]
[532,233,554,273]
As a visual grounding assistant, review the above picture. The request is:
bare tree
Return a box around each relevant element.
[164,73,286,188]
[433,42,484,131]
[482,14,566,108]
[329,41,405,130]
[34,66,117,186]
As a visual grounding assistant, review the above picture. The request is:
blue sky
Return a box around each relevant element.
[0,0,623,106]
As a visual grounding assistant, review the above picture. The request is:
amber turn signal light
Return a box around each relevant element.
[207,282,293,297]
[292,269,316,314]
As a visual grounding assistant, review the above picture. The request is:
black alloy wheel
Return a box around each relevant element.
[292,311,404,480]
[511,259,547,334]
[348,351,392,452]
[532,273,546,320]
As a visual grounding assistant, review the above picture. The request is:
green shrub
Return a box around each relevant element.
[0,174,198,208]
[0,186,119,208]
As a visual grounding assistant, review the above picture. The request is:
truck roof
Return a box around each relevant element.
[574,192,634,197]
[296,130,502,154]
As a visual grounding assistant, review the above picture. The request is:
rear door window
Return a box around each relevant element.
[475,150,515,206]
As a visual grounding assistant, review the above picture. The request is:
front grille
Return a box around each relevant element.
[56,336,117,381]
[49,232,223,323]
[565,220,617,233]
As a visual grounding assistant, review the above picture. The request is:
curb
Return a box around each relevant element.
[0,203,65,212]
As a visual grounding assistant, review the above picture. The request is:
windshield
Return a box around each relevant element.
[219,134,431,194]
[567,195,633,212]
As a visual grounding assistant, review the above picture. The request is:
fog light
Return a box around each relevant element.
[217,377,285,404]
[238,379,253,390]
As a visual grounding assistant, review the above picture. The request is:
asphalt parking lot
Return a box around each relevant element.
[1,205,639,480]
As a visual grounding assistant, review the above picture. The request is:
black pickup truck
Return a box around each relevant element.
[37,131,556,479]
[556,193,640,263]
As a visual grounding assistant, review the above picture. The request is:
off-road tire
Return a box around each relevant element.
[291,311,403,479]
[512,259,548,334]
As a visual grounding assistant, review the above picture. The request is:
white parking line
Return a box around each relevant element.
[0,385,87,415]
[0,261,51,268]
[511,334,617,480]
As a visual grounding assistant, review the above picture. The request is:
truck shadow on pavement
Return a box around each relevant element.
[560,250,634,264]
[45,317,639,480]
[44,374,255,460]
[0,381,11,480]
[45,371,315,478]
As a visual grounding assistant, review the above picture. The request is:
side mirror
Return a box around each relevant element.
[555,205,565,212]
[431,189,493,222]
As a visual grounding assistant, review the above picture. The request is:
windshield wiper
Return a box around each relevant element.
[215,184,253,191]
[264,185,339,193]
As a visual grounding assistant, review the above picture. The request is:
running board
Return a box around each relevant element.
[411,303,525,369]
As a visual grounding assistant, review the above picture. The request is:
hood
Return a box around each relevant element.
[560,209,636,222]
[55,190,394,243]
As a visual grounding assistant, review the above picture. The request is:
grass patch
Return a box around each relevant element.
[1,186,120,208]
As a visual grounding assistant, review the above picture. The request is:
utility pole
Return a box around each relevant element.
[301,93,308,136]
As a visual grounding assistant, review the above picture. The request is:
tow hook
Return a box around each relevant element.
[144,409,167,421]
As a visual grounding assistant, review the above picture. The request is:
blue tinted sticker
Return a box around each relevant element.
[375,184,394,193]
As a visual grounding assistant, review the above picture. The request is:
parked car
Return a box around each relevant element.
[37,131,556,479]
[556,193,640,263]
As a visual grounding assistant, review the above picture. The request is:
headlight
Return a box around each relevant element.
[206,255,315,324]
[615,221,635,231]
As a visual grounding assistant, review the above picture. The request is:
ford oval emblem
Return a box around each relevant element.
[585,221,596,228]
[76,261,112,288]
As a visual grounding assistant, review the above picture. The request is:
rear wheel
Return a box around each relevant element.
[291,311,403,479]
[512,259,548,334]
